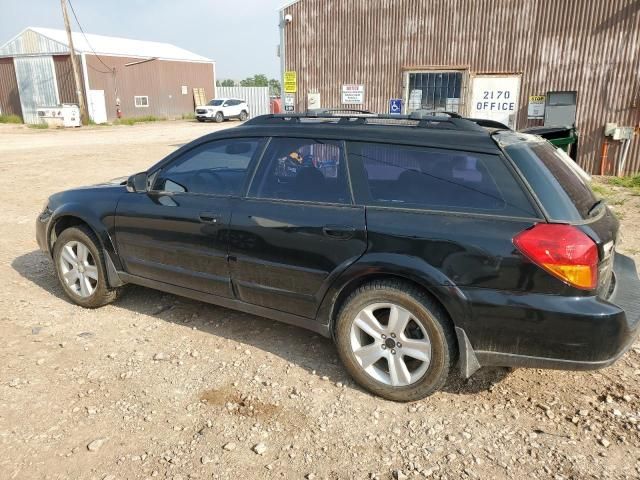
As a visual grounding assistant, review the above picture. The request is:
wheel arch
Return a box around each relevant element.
[317,254,471,342]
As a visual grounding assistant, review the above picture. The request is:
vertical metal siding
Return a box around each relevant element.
[217,86,270,116]
[0,29,68,56]
[0,57,22,118]
[53,54,85,105]
[283,0,640,175]
[14,55,59,124]
[86,55,215,120]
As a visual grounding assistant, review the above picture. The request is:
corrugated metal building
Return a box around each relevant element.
[217,86,271,116]
[279,0,640,175]
[0,27,215,123]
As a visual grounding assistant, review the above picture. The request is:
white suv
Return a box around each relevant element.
[195,98,249,123]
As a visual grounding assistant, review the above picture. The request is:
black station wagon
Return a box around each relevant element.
[36,111,639,401]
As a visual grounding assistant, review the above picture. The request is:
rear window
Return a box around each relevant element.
[348,142,537,217]
[505,140,597,222]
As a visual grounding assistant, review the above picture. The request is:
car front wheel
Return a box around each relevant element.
[335,280,456,401]
[214,112,224,123]
[53,226,121,308]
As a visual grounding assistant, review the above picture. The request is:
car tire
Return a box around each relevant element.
[53,225,121,309]
[334,279,457,402]
[197,118,204,123]
[239,110,248,121]
[214,112,224,123]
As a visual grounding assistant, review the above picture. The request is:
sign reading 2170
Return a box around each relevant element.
[469,76,520,129]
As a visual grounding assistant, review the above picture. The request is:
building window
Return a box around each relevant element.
[405,71,465,114]
[134,96,149,108]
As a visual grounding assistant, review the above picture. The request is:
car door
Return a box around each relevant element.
[228,137,367,318]
[115,136,265,296]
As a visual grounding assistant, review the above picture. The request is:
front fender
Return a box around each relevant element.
[48,202,122,270]
[315,252,472,335]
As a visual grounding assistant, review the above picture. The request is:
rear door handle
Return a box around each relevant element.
[322,225,356,240]
[199,212,222,224]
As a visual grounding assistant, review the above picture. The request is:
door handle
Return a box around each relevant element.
[322,225,356,240]
[199,212,222,224]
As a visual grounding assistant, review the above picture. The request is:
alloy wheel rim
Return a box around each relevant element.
[350,302,431,387]
[58,240,98,298]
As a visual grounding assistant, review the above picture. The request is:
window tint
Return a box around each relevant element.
[249,138,351,204]
[154,138,263,196]
[349,142,536,217]
[505,140,596,221]
[208,100,224,106]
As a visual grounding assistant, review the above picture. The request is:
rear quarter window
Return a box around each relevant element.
[504,140,597,222]
[347,142,537,217]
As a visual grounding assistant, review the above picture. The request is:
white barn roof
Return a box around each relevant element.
[0,27,211,63]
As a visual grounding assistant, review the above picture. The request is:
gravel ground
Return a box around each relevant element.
[0,121,639,480]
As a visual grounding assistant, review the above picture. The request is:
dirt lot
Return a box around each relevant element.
[1,121,639,480]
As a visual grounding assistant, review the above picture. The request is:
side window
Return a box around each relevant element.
[249,138,351,204]
[154,138,264,196]
[348,142,536,217]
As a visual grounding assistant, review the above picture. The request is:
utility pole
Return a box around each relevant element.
[60,0,89,125]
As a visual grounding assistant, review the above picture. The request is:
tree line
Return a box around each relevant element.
[217,74,281,96]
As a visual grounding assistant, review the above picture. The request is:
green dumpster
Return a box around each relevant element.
[519,125,578,161]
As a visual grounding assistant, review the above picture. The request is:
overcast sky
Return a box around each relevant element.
[0,0,284,79]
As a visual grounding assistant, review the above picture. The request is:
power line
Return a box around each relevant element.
[66,0,113,74]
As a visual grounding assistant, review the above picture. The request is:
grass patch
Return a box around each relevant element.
[0,114,22,124]
[28,122,49,129]
[113,115,165,125]
[607,175,640,195]
[591,183,613,199]
[181,112,196,120]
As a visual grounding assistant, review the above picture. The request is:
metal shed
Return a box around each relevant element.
[279,0,640,175]
[0,27,216,123]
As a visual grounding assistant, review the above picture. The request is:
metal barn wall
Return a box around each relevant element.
[53,54,84,105]
[14,55,59,124]
[86,55,215,120]
[283,0,640,175]
[0,29,67,56]
[216,86,270,116]
[0,57,22,118]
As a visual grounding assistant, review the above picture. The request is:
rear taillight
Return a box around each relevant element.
[513,224,599,290]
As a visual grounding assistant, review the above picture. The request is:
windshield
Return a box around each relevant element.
[207,100,224,106]
[504,139,597,222]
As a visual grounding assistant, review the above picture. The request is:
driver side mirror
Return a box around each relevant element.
[126,172,148,192]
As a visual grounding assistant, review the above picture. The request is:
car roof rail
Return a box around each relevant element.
[243,111,486,132]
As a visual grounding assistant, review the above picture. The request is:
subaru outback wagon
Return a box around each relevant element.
[36,111,639,401]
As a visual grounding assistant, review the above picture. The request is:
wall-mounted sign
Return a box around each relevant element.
[389,98,403,114]
[284,93,295,112]
[528,95,545,118]
[470,75,521,129]
[181,85,188,95]
[284,71,297,93]
[342,84,364,105]
[307,92,321,109]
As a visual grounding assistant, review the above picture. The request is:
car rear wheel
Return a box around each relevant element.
[239,110,248,121]
[214,112,224,123]
[335,280,456,401]
[53,226,121,308]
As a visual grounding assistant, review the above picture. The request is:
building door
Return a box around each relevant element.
[469,75,521,129]
[404,71,465,114]
[88,90,107,124]
[14,56,59,124]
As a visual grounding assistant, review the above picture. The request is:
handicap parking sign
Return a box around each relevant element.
[389,98,403,115]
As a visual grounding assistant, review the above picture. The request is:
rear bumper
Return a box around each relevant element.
[459,253,639,375]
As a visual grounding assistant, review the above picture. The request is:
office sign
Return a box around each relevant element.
[470,75,521,128]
